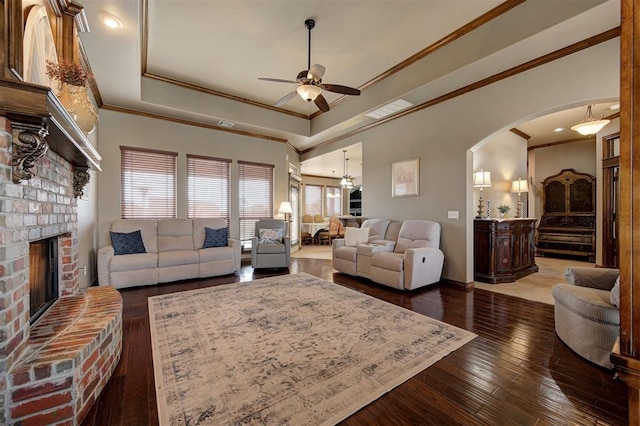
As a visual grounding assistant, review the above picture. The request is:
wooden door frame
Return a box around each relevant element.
[611,0,640,423]
[602,132,620,268]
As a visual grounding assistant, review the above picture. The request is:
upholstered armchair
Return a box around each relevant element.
[552,267,620,369]
[251,219,290,269]
[369,220,444,290]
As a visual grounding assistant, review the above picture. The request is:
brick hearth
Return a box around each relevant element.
[0,117,122,424]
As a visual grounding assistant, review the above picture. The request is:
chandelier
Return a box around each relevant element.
[570,105,610,135]
[327,171,341,198]
[340,150,354,189]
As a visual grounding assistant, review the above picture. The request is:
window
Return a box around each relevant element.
[305,185,322,216]
[187,154,231,226]
[120,146,177,218]
[239,161,274,248]
[326,187,342,217]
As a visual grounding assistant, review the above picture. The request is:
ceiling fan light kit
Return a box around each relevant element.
[297,84,321,101]
[570,105,610,135]
[258,18,361,112]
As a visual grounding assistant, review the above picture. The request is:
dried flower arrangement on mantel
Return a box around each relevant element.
[45,59,98,134]
[45,60,90,87]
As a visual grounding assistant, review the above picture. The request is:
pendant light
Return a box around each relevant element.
[340,150,353,189]
[327,171,341,198]
[570,105,610,135]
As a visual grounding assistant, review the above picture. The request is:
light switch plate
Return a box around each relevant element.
[448,211,459,219]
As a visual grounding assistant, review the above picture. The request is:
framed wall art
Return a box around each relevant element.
[392,158,419,198]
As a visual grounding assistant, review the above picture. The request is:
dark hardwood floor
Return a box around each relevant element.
[82,258,628,425]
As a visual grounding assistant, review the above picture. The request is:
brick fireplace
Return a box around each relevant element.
[0,116,121,424]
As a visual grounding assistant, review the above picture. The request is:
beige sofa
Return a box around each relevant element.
[98,218,241,289]
[552,266,620,369]
[333,219,444,290]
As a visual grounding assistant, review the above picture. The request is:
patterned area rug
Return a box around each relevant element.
[149,273,476,425]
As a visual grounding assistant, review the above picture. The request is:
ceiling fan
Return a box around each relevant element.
[258,19,361,112]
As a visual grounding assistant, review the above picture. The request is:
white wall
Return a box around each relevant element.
[473,131,528,218]
[96,110,298,248]
[77,131,99,288]
[94,39,619,285]
[336,40,619,284]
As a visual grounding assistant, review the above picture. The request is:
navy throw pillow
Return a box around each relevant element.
[203,227,228,248]
[110,230,146,255]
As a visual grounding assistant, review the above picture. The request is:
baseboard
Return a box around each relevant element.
[441,278,474,290]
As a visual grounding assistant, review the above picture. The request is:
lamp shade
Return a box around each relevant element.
[570,105,610,135]
[297,84,321,101]
[278,201,293,215]
[473,170,492,187]
[511,178,528,193]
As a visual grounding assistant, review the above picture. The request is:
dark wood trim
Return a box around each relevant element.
[143,72,309,120]
[601,132,619,269]
[606,111,621,120]
[310,0,527,119]
[139,0,522,120]
[527,136,596,151]
[610,0,640,423]
[7,0,23,79]
[510,127,531,140]
[304,27,620,155]
[101,104,291,145]
[440,278,474,290]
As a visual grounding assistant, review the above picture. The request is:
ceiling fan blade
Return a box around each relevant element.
[274,91,298,107]
[258,77,298,84]
[314,94,330,112]
[322,84,361,96]
[307,64,326,81]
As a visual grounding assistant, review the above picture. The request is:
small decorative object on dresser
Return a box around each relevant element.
[536,169,596,262]
[497,204,510,218]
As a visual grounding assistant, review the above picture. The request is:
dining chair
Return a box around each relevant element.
[319,216,340,245]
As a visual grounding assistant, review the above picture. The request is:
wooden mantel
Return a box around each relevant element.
[0,78,102,170]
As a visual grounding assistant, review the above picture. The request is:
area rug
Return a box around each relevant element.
[149,272,476,425]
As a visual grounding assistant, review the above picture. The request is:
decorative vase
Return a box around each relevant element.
[57,83,99,134]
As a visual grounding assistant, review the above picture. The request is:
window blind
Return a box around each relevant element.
[187,154,231,228]
[120,146,177,219]
[305,185,322,216]
[239,161,274,246]
[326,187,342,217]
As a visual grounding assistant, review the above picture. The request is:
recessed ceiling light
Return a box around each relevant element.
[98,12,123,29]
[609,103,620,110]
[553,127,564,132]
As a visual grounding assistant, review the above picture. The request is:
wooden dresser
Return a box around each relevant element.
[474,218,538,283]
[535,169,596,262]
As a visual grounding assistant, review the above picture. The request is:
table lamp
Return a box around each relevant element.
[278,201,293,236]
[511,178,528,218]
[473,169,492,218]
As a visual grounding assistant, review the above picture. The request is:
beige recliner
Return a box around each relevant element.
[251,219,290,269]
[332,219,393,276]
[552,266,620,369]
[369,220,444,290]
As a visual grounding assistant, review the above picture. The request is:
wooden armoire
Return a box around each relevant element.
[535,169,596,262]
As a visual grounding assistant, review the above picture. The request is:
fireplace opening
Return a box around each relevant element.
[29,237,59,324]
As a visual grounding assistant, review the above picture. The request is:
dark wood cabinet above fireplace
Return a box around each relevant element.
[0,78,102,171]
